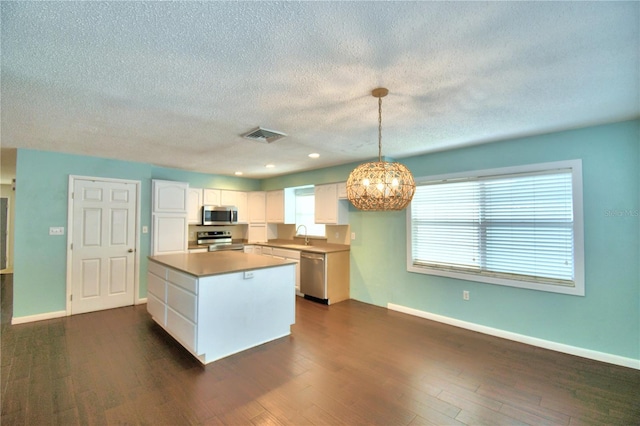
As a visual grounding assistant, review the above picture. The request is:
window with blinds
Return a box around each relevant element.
[407,160,584,295]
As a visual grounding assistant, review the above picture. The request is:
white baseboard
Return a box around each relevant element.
[11,310,67,325]
[136,298,147,305]
[387,303,640,370]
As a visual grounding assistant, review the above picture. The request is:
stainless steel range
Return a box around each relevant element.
[196,231,244,252]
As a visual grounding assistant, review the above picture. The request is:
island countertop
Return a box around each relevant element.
[148,251,296,278]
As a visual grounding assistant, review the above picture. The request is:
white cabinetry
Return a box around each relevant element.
[315,183,349,225]
[153,180,189,213]
[152,180,188,255]
[266,188,296,224]
[203,189,221,206]
[147,257,295,364]
[266,190,284,223]
[272,248,301,293]
[247,224,268,243]
[187,187,203,225]
[221,190,248,223]
[248,191,266,223]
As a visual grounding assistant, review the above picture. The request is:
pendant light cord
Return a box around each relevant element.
[378,96,383,162]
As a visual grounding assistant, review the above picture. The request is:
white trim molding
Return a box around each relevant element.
[12,310,66,325]
[388,303,640,370]
[136,298,147,305]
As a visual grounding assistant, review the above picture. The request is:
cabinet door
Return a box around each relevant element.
[248,191,266,223]
[153,180,188,213]
[315,183,349,225]
[203,189,221,206]
[187,187,203,224]
[247,224,268,243]
[315,184,337,223]
[221,190,248,223]
[266,190,284,223]
[152,214,188,255]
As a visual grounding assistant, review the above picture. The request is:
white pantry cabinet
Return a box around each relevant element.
[152,180,188,255]
[153,180,189,213]
[315,183,349,225]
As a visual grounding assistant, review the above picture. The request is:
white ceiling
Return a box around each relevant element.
[1,1,638,179]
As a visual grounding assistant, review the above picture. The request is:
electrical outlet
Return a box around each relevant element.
[335,232,339,239]
[463,290,470,301]
[49,227,65,236]
[243,271,254,279]
[351,232,356,240]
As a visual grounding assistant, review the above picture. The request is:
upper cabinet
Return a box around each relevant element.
[247,191,266,223]
[221,190,248,224]
[315,183,349,225]
[266,190,284,223]
[203,188,221,206]
[187,187,203,225]
[266,189,296,224]
[153,180,189,213]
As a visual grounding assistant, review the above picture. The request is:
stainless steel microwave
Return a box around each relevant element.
[202,205,238,226]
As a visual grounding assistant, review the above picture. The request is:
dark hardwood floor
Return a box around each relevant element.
[1,273,639,425]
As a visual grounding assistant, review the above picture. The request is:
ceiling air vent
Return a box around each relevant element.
[242,127,287,143]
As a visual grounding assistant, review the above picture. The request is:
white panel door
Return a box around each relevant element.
[71,179,137,314]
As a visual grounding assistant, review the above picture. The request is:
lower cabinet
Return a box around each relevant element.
[147,262,198,353]
[146,258,295,364]
[272,248,301,294]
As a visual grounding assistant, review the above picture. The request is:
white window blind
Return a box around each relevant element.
[408,162,583,293]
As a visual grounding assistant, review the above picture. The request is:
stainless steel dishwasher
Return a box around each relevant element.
[300,252,326,302]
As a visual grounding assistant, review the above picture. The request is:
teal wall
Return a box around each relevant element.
[12,119,639,361]
[263,120,640,361]
[12,150,259,317]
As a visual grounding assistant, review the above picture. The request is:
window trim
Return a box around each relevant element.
[406,159,585,296]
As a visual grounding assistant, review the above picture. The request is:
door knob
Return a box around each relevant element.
[128,248,134,253]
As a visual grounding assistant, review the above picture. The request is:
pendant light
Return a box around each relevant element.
[346,88,415,211]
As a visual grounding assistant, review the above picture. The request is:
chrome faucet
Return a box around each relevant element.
[296,224,309,245]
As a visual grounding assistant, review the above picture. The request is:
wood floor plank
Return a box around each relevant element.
[1,273,639,425]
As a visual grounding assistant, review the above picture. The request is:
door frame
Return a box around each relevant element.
[65,175,142,316]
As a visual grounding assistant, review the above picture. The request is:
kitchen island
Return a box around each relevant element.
[147,251,296,364]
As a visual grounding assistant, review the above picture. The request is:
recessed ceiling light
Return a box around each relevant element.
[234,171,243,176]
[265,164,275,168]
[308,153,320,158]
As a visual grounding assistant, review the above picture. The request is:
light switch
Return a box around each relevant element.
[142,226,149,234]
[49,227,65,236]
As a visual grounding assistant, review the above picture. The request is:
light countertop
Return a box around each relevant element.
[188,240,350,254]
[149,251,296,278]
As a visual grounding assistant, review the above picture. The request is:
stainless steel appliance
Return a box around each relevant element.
[196,231,244,252]
[201,205,238,226]
[300,252,326,303]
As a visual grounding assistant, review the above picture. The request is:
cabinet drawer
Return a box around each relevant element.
[167,269,197,294]
[148,261,167,279]
[272,248,300,260]
[147,272,166,301]
[147,293,166,326]
[167,283,197,322]
[166,307,196,353]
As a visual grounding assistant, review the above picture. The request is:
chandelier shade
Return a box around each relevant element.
[346,88,416,211]
[346,161,415,211]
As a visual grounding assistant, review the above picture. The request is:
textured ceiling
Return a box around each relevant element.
[1,1,638,179]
